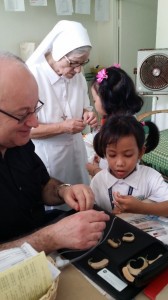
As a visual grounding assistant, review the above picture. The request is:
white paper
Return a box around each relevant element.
[0,252,53,300]
[29,0,47,6]
[95,0,109,22]
[98,268,127,292]
[0,242,60,280]
[4,0,25,11]
[55,0,73,15]
[123,214,168,245]
[75,0,90,15]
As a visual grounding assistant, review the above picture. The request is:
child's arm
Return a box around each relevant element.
[86,163,101,177]
[113,192,168,217]
[86,155,101,177]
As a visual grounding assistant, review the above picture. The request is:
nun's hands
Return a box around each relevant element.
[62,118,86,134]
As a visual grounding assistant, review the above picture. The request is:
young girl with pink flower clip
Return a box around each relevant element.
[94,66,143,118]
[86,66,144,177]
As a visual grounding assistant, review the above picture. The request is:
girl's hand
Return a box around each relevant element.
[93,154,100,164]
[86,162,101,177]
[83,111,98,128]
[113,191,141,213]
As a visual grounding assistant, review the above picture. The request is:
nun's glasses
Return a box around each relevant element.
[64,55,89,68]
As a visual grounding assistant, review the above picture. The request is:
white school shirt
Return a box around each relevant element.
[28,56,90,184]
[90,164,168,212]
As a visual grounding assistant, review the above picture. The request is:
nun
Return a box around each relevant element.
[27,20,98,186]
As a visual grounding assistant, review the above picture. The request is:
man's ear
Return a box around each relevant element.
[138,145,146,159]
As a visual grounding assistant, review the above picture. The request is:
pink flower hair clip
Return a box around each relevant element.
[96,68,108,83]
[112,63,121,68]
[141,121,145,126]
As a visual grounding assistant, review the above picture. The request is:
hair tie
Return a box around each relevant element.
[141,121,145,126]
[96,68,108,83]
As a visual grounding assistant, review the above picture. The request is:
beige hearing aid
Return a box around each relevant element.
[107,238,121,248]
[122,266,135,282]
[88,258,109,270]
[127,257,148,276]
[146,253,163,264]
[122,232,135,242]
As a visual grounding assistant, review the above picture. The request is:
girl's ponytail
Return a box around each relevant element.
[143,121,160,153]
[93,131,104,158]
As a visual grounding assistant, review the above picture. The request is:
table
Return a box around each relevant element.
[55,211,168,300]
[56,264,149,300]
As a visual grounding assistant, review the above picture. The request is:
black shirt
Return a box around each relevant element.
[0,140,50,242]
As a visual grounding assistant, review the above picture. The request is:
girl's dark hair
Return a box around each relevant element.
[94,114,159,158]
[92,66,144,115]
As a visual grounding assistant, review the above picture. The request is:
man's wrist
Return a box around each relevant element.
[56,183,72,200]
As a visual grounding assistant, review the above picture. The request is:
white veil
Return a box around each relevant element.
[26,20,92,66]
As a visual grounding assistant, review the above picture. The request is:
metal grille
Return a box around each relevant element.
[140,54,168,90]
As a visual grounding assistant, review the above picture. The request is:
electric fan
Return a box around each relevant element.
[136,49,168,94]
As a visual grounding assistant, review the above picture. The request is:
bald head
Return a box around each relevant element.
[0,52,38,105]
[0,52,39,151]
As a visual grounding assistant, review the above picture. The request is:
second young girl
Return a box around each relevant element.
[86,66,144,176]
[91,65,143,118]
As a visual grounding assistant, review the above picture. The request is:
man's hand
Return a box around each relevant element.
[44,209,110,251]
[0,209,110,254]
[59,184,95,211]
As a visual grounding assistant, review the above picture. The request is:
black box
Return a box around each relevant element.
[59,207,168,300]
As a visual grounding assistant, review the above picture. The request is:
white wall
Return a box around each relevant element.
[119,0,158,78]
[156,0,168,47]
[0,0,98,72]
[90,0,158,79]
[154,0,168,129]
[0,0,157,77]
[0,0,115,67]
[96,0,119,68]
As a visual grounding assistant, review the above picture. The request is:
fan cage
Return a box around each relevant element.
[140,54,168,91]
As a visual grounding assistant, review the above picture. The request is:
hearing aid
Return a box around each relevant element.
[107,238,121,248]
[88,258,109,270]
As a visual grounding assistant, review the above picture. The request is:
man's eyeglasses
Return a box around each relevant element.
[0,100,44,124]
[64,55,89,68]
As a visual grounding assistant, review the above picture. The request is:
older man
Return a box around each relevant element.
[0,52,109,254]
